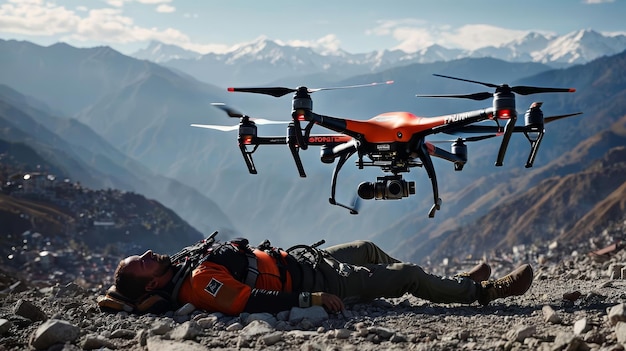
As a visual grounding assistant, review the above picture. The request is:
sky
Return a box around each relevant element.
[0,0,625,56]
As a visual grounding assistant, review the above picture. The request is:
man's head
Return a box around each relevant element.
[114,250,174,300]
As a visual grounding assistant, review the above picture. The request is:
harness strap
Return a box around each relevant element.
[171,258,192,304]
[244,252,259,288]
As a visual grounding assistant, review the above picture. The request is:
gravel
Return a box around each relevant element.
[2,242,626,351]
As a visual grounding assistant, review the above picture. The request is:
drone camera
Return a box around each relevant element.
[358,176,415,200]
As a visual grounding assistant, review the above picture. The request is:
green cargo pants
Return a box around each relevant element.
[311,240,478,304]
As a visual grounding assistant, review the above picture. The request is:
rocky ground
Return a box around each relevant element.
[3,241,626,351]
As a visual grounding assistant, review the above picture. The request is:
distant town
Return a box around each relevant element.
[0,156,197,291]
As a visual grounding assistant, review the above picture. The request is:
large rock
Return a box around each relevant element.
[29,319,80,350]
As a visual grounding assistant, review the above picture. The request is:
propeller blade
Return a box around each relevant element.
[251,119,290,125]
[227,81,394,98]
[446,125,501,134]
[430,135,498,143]
[190,124,239,132]
[432,74,577,97]
[512,86,576,95]
[228,87,296,97]
[191,118,287,132]
[465,134,498,142]
[433,74,499,88]
[211,103,246,118]
[310,80,394,93]
[544,112,583,124]
[210,103,289,125]
[416,92,493,101]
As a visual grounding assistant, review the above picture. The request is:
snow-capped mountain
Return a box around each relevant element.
[133,41,202,62]
[468,32,555,63]
[132,29,626,86]
[536,29,626,64]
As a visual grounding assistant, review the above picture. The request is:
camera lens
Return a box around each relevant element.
[357,182,375,200]
[387,180,404,198]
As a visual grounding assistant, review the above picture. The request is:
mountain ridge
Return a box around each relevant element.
[133,29,626,86]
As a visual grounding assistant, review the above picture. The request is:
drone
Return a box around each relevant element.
[192,74,582,218]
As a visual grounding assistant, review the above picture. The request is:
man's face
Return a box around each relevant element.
[122,250,172,280]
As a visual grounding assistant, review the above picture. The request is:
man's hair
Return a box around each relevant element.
[114,260,154,301]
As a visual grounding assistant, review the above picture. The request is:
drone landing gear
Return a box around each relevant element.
[288,129,306,177]
[239,144,258,174]
[428,198,443,218]
[328,148,359,215]
[417,142,442,218]
[524,131,544,168]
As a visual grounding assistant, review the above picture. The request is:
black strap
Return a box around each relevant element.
[244,252,259,287]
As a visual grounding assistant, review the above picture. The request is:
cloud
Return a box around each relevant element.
[582,0,614,3]
[135,0,172,4]
[441,24,528,50]
[0,1,187,46]
[368,20,529,52]
[105,0,125,7]
[71,8,188,44]
[0,0,80,35]
[281,34,342,53]
[156,4,175,13]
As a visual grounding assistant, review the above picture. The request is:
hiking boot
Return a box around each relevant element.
[478,264,533,305]
[456,262,491,283]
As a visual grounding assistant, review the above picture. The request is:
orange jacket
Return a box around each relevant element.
[177,249,294,314]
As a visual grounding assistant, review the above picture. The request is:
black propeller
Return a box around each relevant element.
[416,74,576,100]
[444,111,583,136]
[545,112,583,124]
[429,135,498,143]
[228,81,394,98]
[191,103,288,131]
[211,102,247,118]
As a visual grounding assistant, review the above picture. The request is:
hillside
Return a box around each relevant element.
[0,158,204,289]
[407,132,626,264]
[0,84,237,238]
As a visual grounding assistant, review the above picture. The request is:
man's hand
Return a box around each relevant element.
[312,292,344,312]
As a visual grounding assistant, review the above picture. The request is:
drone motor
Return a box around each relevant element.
[238,119,257,145]
[451,139,467,171]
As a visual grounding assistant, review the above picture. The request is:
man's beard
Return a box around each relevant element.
[154,254,172,277]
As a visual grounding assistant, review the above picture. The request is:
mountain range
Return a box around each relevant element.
[0,35,625,264]
[133,29,626,87]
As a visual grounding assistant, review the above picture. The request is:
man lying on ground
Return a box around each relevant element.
[105,234,533,315]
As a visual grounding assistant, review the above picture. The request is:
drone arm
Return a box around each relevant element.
[427,144,467,169]
[238,136,287,174]
[430,108,494,136]
[304,111,365,139]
